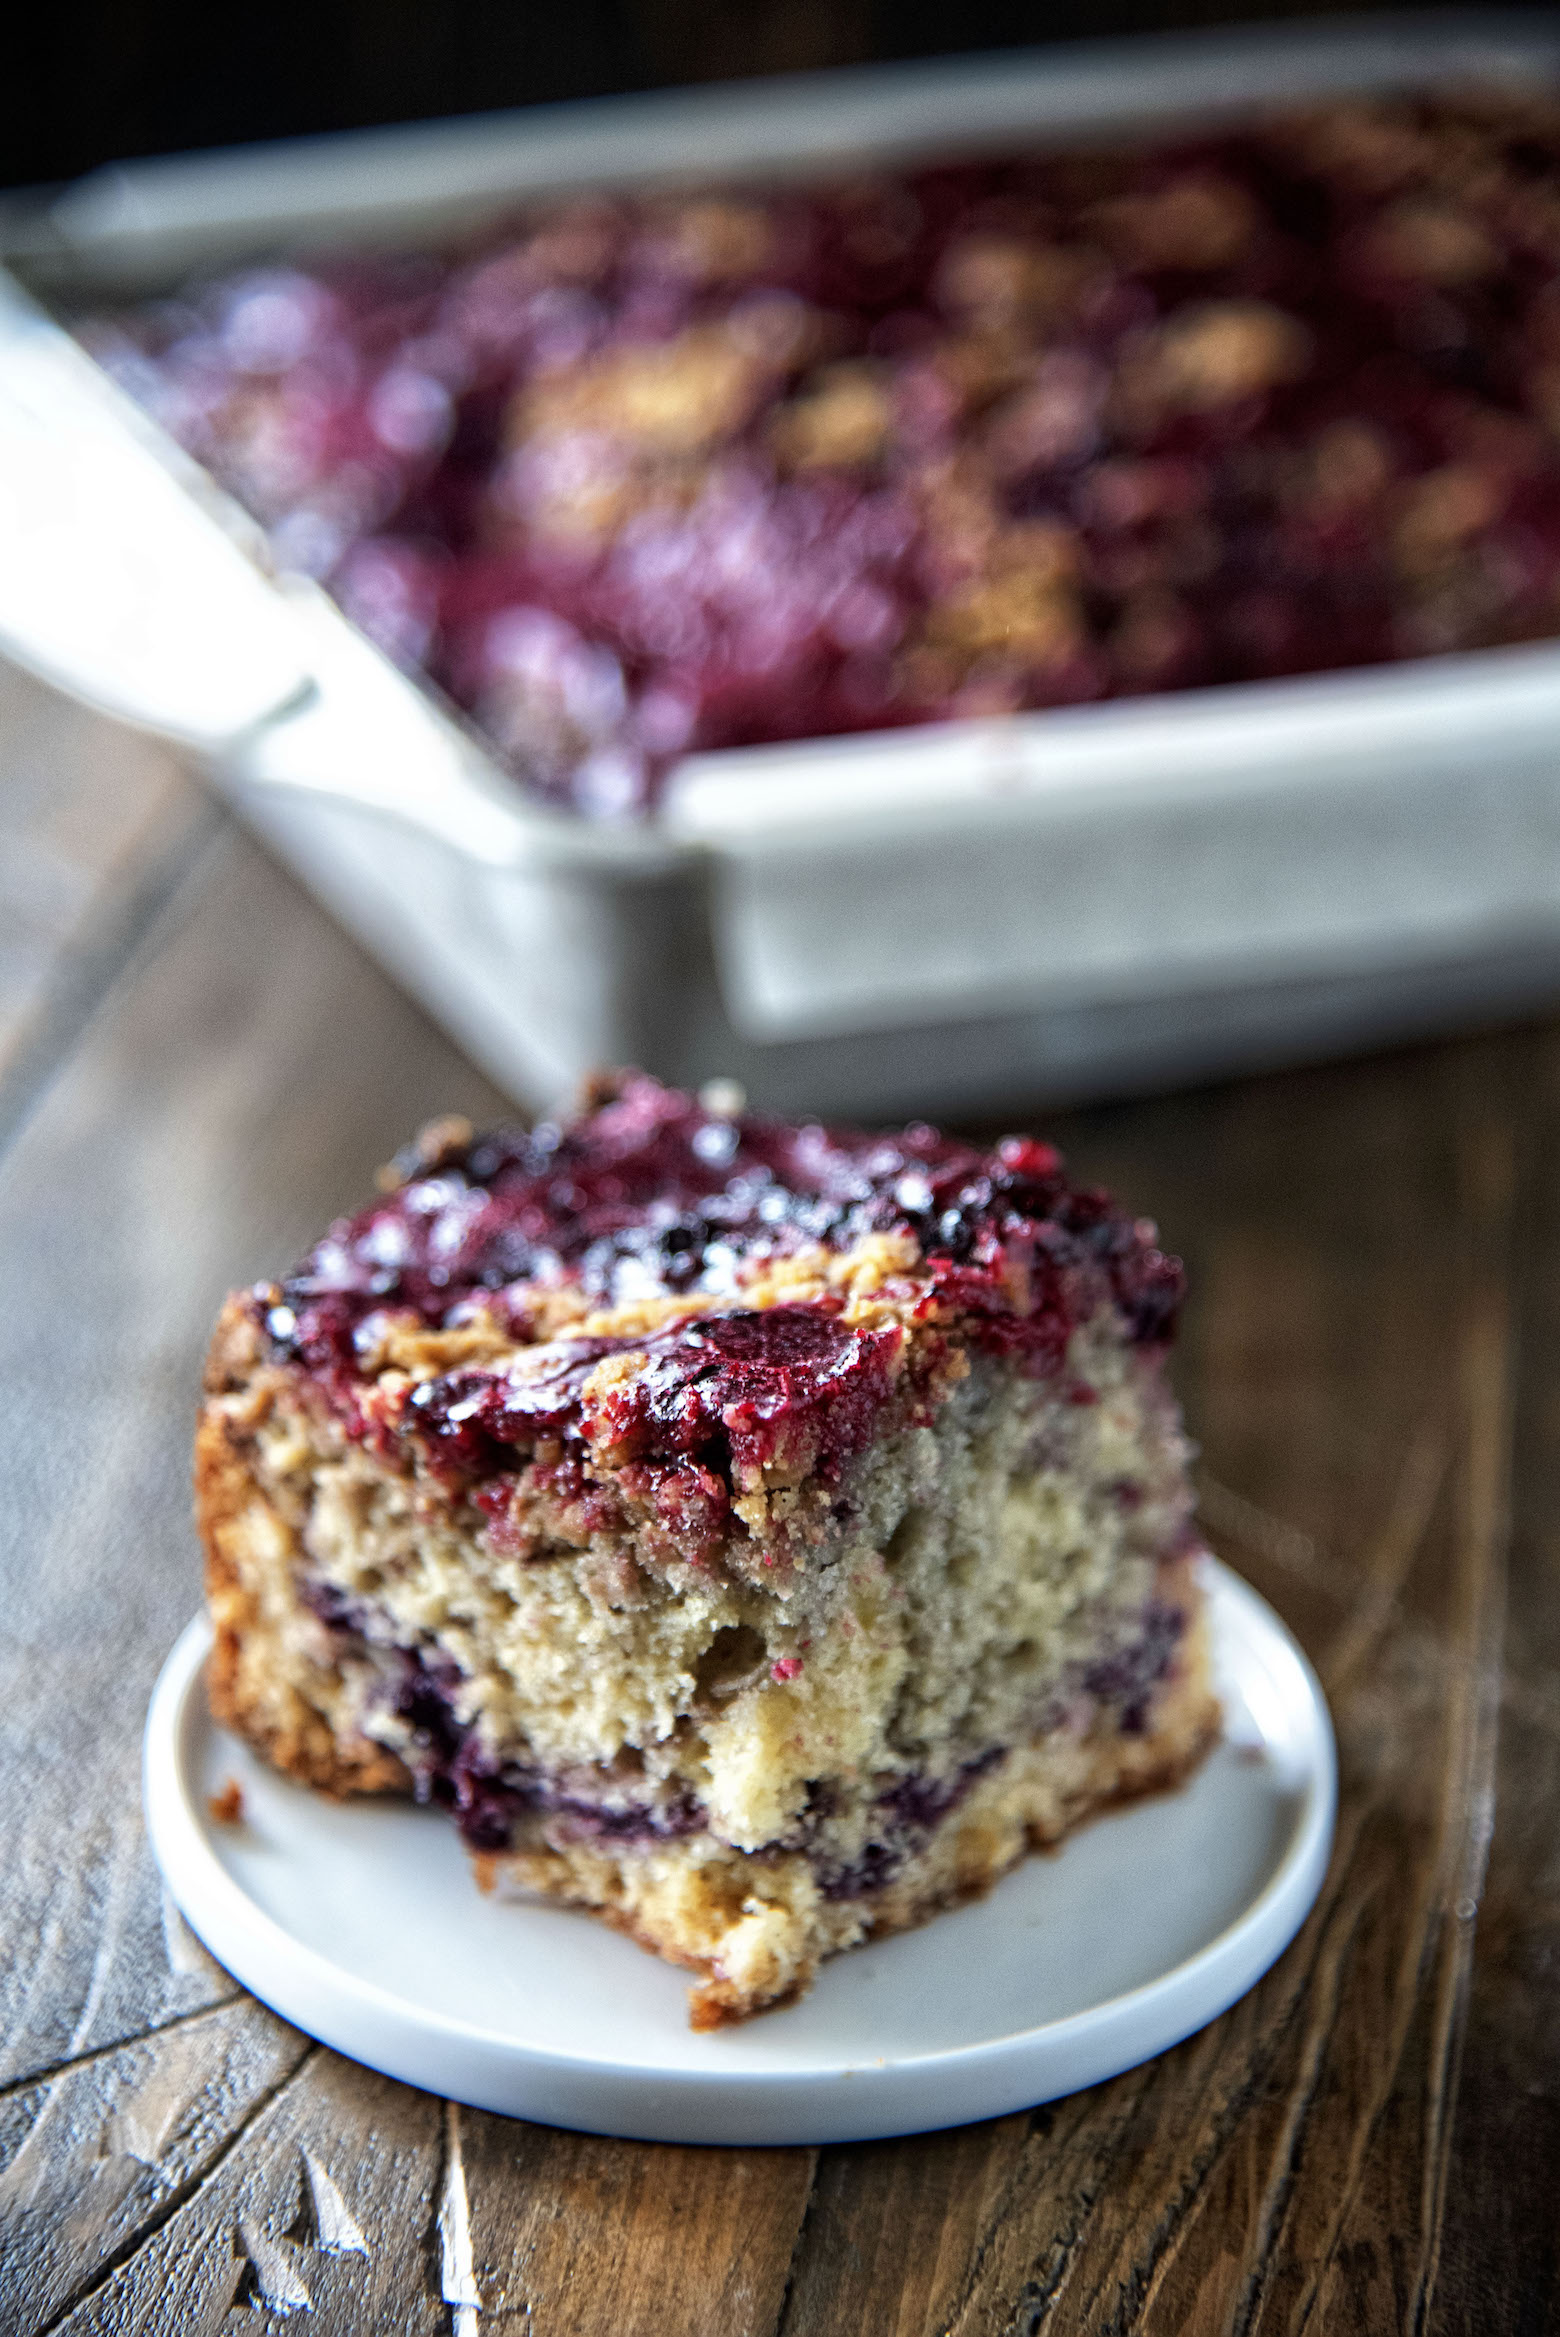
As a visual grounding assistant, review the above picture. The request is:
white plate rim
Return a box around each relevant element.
[144,1558,1335,2145]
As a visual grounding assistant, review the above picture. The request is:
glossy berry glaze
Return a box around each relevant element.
[256,1074,1182,1514]
[89,92,1560,818]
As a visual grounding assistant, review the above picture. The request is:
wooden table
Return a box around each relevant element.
[1,656,1554,2335]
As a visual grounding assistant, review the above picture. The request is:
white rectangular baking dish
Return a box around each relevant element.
[6,12,1560,1115]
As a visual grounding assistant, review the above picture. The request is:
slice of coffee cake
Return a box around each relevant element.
[197,1073,1218,2025]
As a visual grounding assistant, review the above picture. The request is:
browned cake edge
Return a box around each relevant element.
[199,1391,410,1798]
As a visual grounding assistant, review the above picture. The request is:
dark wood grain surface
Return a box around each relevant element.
[1,658,1554,2333]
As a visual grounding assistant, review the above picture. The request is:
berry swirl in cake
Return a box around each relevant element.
[197,1073,1218,2024]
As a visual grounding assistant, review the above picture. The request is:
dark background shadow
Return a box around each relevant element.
[3,0,1502,193]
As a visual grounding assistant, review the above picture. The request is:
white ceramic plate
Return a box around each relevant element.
[144,1559,1334,2145]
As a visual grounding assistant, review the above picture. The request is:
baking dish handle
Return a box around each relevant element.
[0,275,681,876]
[0,274,317,751]
[218,578,689,876]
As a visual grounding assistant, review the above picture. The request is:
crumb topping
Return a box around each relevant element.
[246,1074,1182,1516]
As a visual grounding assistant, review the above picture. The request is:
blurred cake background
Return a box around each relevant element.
[6,0,1560,1120]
